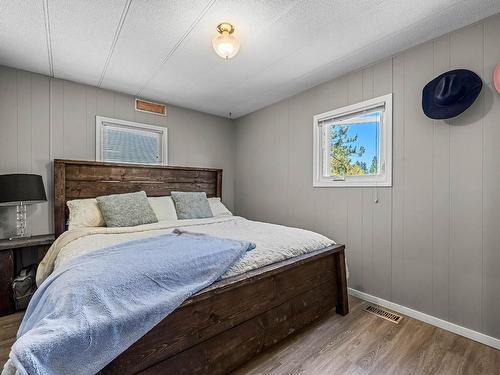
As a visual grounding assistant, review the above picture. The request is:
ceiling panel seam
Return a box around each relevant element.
[42,0,54,76]
[136,0,216,97]
[97,0,133,87]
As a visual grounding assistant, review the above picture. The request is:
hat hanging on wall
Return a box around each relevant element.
[422,69,482,120]
[494,63,500,94]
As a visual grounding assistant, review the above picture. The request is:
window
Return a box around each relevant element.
[313,94,392,187]
[96,116,168,165]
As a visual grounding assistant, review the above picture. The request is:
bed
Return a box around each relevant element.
[47,159,348,374]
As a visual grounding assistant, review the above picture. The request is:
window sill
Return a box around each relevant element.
[313,179,392,188]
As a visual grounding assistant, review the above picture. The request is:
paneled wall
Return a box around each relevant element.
[234,15,500,339]
[0,67,234,237]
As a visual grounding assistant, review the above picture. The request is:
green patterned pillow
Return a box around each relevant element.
[96,191,158,227]
[171,192,213,220]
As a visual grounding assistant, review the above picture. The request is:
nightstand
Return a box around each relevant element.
[0,234,54,316]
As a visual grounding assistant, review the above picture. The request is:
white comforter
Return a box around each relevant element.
[38,216,335,286]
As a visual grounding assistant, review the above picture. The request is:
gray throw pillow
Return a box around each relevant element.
[96,191,158,227]
[171,191,213,220]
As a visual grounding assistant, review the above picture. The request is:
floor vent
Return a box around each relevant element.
[364,305,402,324]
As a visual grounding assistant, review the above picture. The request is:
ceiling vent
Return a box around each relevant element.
[135,99,167,116]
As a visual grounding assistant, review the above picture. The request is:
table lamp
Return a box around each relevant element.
[0,174,47,239]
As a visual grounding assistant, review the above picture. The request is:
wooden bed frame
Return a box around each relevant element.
[54,159,348,374]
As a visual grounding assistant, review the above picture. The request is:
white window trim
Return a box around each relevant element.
[313,93,392,187]
[95,116,168,165]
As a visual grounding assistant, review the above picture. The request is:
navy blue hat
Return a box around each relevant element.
[422,69,482,120]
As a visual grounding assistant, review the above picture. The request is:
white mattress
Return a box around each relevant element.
[37,216,335,286]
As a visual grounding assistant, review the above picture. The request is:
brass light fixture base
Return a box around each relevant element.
[216,22,235,34]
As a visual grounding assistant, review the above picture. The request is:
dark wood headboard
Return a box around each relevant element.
[54,159,222,238]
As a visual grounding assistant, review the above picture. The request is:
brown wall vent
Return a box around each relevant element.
[135,99,167,116]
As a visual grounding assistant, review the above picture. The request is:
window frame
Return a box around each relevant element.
[312,93,392,187]
[95,116,168,165]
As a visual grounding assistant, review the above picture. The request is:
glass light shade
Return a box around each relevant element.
[212,30,240,59]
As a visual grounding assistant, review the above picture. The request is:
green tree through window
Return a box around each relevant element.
[369,155,378,175]
[329,125,368,176]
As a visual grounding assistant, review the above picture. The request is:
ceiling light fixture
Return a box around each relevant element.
[212,23,240,60]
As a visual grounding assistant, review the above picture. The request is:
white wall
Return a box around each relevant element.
[234,14,500,339]
[0,66,234,237]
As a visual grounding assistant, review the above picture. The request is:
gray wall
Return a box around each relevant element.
[0,66,234,238]
[1,12,499,340]
[234,15,500,339]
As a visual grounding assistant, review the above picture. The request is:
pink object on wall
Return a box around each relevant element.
[494,63,500,94]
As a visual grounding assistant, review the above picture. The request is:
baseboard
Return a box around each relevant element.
[348,288,500,350]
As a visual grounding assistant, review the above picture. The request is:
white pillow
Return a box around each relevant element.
[148,196,178,221]
[67,198,105,230]
[208,197,233,217]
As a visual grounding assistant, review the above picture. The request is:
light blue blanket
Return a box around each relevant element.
[3,232,255,375]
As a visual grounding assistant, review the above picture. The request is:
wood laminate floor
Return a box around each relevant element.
[0,311,22,368]
[1,297,498,374]
[235,296,499,375]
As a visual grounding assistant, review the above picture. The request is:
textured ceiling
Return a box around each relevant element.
[1,0,499,118]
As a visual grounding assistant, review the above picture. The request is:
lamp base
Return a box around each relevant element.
[12,202,30,240]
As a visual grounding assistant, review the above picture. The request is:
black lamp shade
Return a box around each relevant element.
[0,174,47,206]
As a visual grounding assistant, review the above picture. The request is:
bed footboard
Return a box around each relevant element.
[99,245,347,375]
